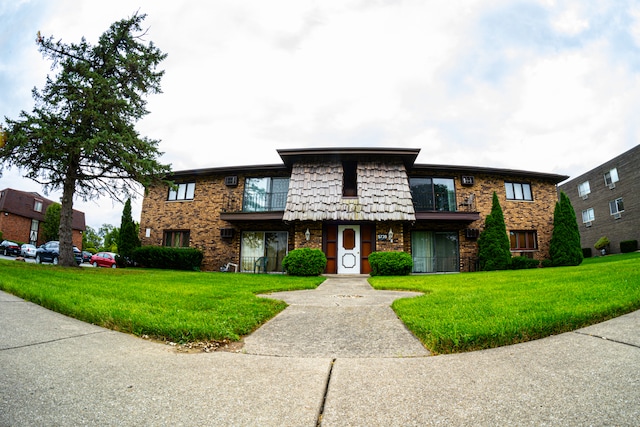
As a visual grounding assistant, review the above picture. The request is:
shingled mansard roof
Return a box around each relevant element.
[283,161,416,222]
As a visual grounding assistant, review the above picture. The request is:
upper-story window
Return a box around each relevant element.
[410,177,456,212]
[342,161,357,197]
[243,177,289,212]
[577,181,590,198]
[34,199,43,212]
[168,182,195,201]
[505,182,533,201]
[604,168,619,187]
[609,198,624,215]
[582,208,595,223]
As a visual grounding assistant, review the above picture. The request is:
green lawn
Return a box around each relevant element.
[370,252,640,354]
[0,262,323,343]
[1,253,638,354]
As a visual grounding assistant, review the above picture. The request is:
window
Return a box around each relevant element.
[164,230,190,247]
[240,231,288,273]
[243,177,289,212]
[30,220,39,244]
[342,161,357,197]
[509,230,537,251]
[34,200,43,212]
[604,168,619,186]
[168,182,195,201]
[409,177,456,212]
[505,182,533,201]
[577,181,590,198]
[411,231,459,273]
[609,198,624,215]
[582,208,595,223]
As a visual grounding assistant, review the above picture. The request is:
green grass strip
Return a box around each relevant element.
[0,262,323,343]
[370,252,640,354]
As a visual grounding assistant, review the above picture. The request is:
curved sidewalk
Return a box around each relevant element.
[1,277,639,426]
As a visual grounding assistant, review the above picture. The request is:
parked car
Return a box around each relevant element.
[90,252,118,268]
[1,240,20,256]
[20,244,37,258]
[35,241,83,265]
[82,251,93,263]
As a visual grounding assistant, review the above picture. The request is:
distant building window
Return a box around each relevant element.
[604,168,619,186]
[168,183,195,201]
[342,161,358,197]
[505,182,533,201]
[582,208,595,223]
[577,181,590,198]
[34,200,43,212]
[609,198,624,215]
[509,230,537,250]
[164,230,190,247]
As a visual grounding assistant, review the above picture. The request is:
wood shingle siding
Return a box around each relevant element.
[283,161,416,222]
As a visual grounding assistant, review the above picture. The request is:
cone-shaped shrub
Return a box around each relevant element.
[477,192,512,271]
[549,191,583,266]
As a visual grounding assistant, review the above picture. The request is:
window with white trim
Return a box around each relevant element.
[604,168,619,186]
[577,181,590,198]
[505,182,533,201]
[582,208,594,223]
[609,198,624,215]
[168,182,195,201]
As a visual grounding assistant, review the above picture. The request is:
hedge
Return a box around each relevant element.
[132,246,203,271]
[368,251,413,276]
[510,256,540,270]
[620,240,638,253]
[282,248,327,276]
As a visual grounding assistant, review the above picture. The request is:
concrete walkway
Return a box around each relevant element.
[244,276,429,358]
[1,276,639,426]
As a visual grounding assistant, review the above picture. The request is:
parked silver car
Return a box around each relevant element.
[20,244,37,258]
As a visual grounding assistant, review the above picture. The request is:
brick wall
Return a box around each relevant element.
[0,213,82,248]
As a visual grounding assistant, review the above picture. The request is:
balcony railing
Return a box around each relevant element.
[412,256,459,273]
[223,191,288,213]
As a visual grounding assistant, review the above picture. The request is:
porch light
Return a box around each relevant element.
[388,228,393,241]
[305,228,311,241]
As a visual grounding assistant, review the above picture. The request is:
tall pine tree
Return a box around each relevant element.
[478,192,512,271]
[549,191,583,266]
[117,198,140,264]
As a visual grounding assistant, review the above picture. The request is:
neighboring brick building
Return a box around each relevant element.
[558,144,640,255]
[0,188,85,248]
[139,148,567,273]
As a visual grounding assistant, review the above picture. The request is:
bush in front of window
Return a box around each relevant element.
[620,240,638,253]
[132,246,203,271]
[282,248,327,276]
[478,192,512,271]
[368,251,413,276]
[582,247,592,258]
[510,256,540,270]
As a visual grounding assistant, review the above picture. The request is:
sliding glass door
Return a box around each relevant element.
[241,231,288,273]
[411,231,459,273]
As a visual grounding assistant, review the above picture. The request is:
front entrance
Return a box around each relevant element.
[337,225,360,274]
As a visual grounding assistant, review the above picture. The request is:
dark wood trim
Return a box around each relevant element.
[220,212,285,221]
[414,212,481,222]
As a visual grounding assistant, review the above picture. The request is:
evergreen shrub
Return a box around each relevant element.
[477,192,512,271]
[620,240,638,253]
[368,251,413,276]
[132,246,203,271]
[549,192,583,266]
[510,256,539,269]
[282,248,327,276]
[582,247,592,258]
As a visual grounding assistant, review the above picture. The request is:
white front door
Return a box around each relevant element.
[337,225,360,274]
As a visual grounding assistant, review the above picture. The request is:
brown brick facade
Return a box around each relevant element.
[139,149,565,272]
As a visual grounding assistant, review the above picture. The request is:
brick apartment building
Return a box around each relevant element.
[558,144,640,255]
[0,188,85,248]
[139,147,568,273]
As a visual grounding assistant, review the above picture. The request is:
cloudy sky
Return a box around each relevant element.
[2,0,639,229]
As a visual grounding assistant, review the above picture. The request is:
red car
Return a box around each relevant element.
[90,252,118,268]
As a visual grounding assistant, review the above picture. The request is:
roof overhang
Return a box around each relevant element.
[278,147,421,169]
[412,164,569,183]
